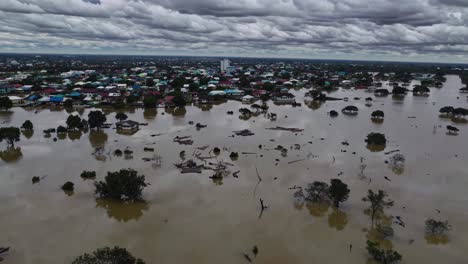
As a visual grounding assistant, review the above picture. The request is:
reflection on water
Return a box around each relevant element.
[143,108,157,120]
[172,107,186,117]
[366,144,386,152]
[366,228,394,250]
[0,147,23,163]
[89,130,108,148]
[195,104,213,111]
[305,100,323,110]
[68,131,83,141]
[327,209,348,231]
[95,199,149,222]
[390,165,404,175]
[425,234,449,245]
[451,117,467,124]
[57,133,67,140]
[165,107,187,117]
[371,118,384,124]
[307,202,330,217]
[22,129,34,139]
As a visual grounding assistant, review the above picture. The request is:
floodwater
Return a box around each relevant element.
[1,75,467,263]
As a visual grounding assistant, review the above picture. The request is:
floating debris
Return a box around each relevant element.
[266,126,304,132]
[233,129,255,136]
[173,136,194,145]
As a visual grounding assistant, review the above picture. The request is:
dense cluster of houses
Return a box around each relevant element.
[0,57,451,108]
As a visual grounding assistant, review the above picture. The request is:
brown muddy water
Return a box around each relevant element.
[1,75,467,263]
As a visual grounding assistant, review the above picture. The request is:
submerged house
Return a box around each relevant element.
[272,92,295,104]
[116,120,139,134]
[242,95,256,104]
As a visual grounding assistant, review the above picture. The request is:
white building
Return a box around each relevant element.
[220,59,230,73]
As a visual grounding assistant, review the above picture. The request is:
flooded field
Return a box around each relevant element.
[1,75,467,263]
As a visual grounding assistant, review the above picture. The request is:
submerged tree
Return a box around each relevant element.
[425,218,451,235]
[446,125,459,135]
[72,246,145,264]
[371,110,385,119]
[115,112,128,122]
[64,99,73,108]
[328,179,350,208]
[362,189,394,226]
[88,110,107,130]
[295,179,350,208]
[304,181,330,203]
[67,115,84,130]
[439,106,454,117]
[366,240,402,264]
[95,169,147,201]
[0,127,20,149]
[366,133,387,146]
[0,96,13,110]
[21,120,33,130]
[143,96,157,108]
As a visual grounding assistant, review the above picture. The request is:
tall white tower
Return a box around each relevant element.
[220,58,230,73]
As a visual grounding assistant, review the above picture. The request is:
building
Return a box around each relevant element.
[220,59,230,73]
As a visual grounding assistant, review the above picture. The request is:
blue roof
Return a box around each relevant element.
[50,96,63,102]
[69,92,81,97]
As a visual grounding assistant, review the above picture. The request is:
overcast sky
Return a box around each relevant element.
[1,0,468,62]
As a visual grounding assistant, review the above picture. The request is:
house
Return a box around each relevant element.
[116,120,139,130]
[116,120,140,135]
[7,96,24,105]
[272,93,295,104]
[0,85,14,94]
[242,95,256,104]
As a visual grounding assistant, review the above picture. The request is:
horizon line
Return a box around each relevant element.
[0,51,467,66]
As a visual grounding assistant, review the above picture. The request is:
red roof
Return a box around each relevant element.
[42,88,56,94]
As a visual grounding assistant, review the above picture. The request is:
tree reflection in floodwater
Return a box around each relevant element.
[305,100,323,111]
[366,144,386,152]
[89,130,108,149]
[328,208,348,231]
[22,129,34,139]
[195,104,213,111]
[57,133,67,140]
[95,199,149,223]
[172,107,187,117]
[425,234,449,245]
[307,202,330,218]
[68,131,82,141]
[0,147,23,163]
[143,108,157,120]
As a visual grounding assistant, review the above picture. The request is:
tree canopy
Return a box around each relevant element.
[366,240,402,264]
[72,246,145,264]
[143,96,157,108]
[21,120,33,130]
[362,189,394,226]
[0,96,13,110]
[115,112,128,122]
[329,179,350,208]
[371,110,385,118]
[95,169,147,201]
[0,127,20,149]
[366,133,387,146]
[67,115,84,130]
[88,110,107,130]
[425,218,451,235]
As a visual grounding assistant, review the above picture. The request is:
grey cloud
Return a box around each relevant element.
[0,0,467,62]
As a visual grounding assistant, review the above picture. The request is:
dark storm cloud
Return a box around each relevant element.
[0,0,467,62]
